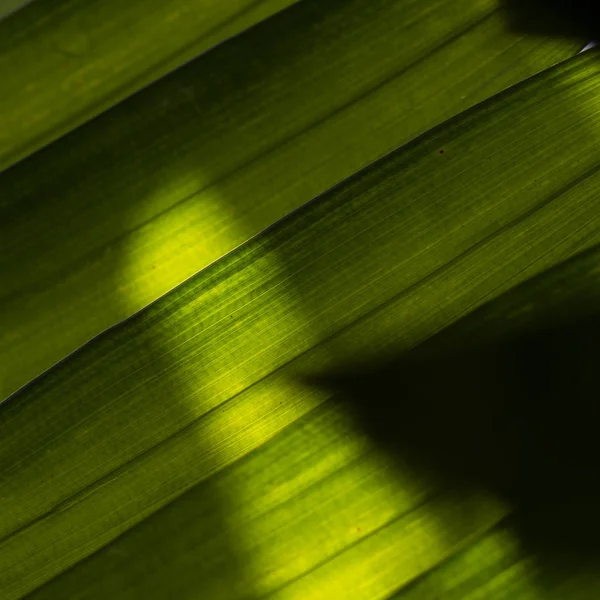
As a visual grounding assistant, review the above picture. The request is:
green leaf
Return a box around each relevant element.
[3,42,600,598]
[0,0,580,399]
[0,0,302,171]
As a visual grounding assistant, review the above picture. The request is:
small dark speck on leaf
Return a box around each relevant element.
[439,149,445,154]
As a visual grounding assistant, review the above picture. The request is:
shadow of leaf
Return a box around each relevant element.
[299,305,600,567]
[501,0,599,42]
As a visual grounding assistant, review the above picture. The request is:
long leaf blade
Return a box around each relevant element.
[3,46,600,598]
[0,0,581,399]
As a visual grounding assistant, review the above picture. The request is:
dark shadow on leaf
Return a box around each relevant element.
[501,0,599,42]
[299,306,600,568]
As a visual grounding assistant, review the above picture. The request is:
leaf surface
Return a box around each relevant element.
[0,0,581,399]
[0,0,303,171]
[3,44,600,598]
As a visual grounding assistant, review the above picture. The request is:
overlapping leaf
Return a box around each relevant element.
[0,0,303,171]
[0,0,581,399]
[3,41,600,598]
